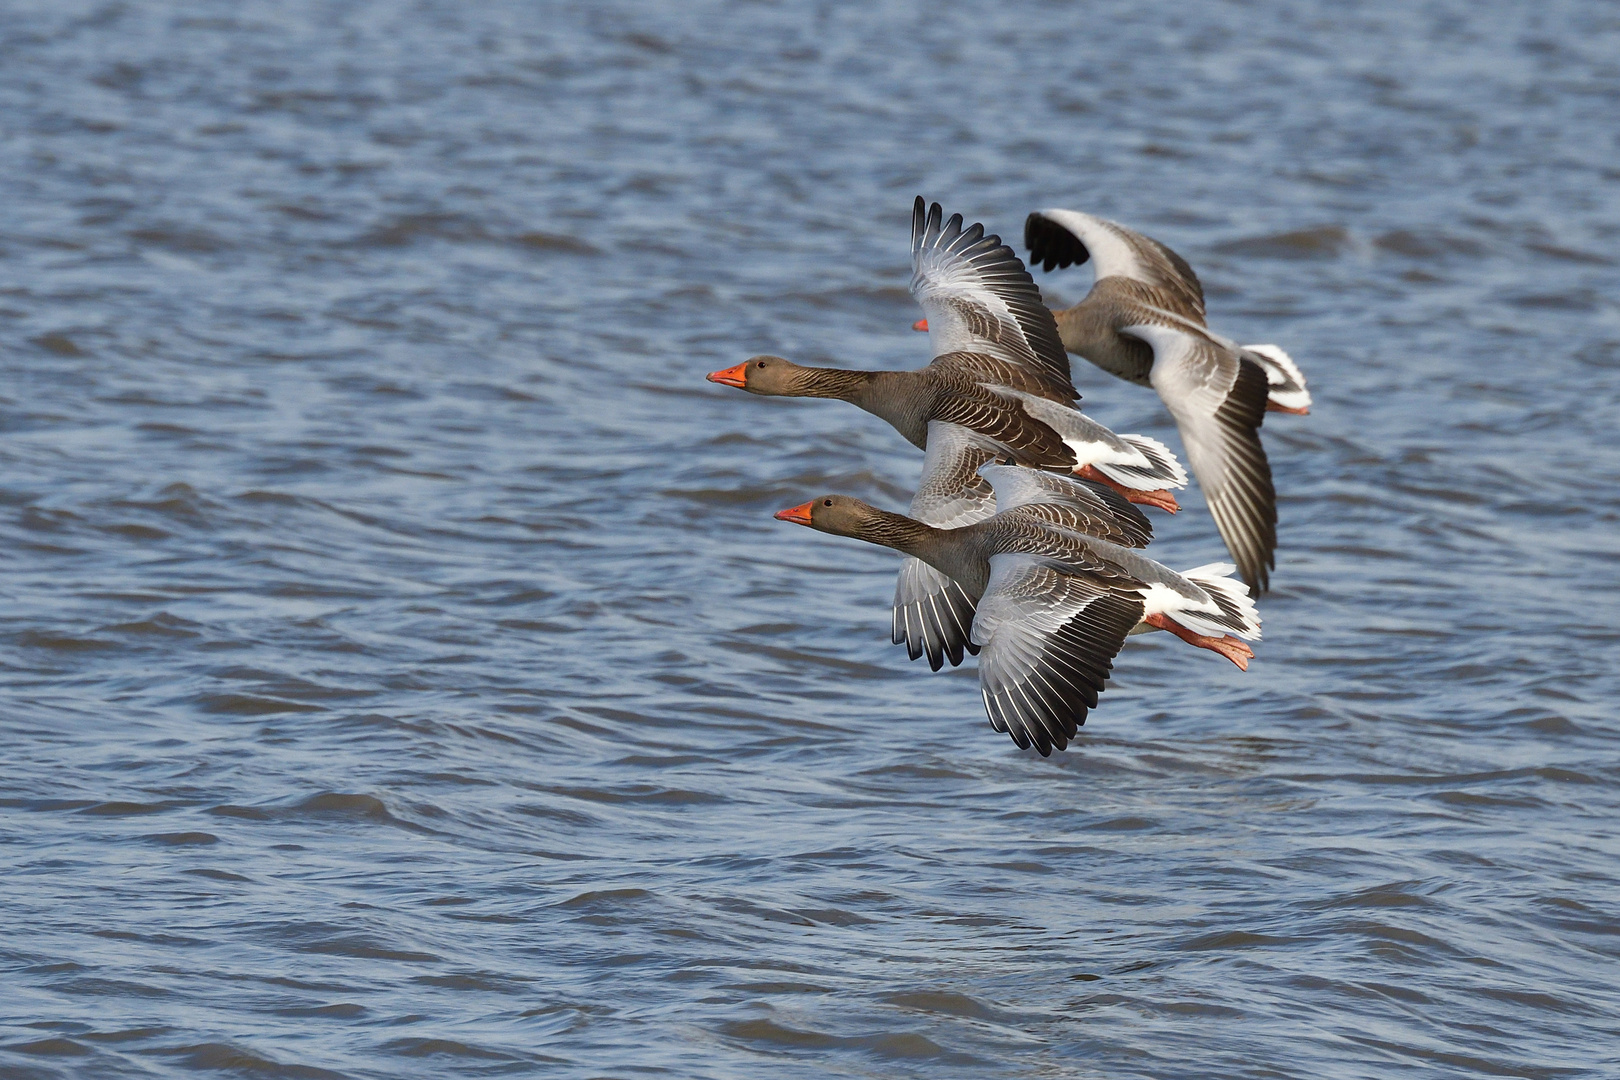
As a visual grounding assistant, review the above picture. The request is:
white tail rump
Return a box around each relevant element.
[1173,562,1262,640]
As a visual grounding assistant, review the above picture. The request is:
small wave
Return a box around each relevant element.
[1216,225,1349,259]
[513,231,600,255]
[78,801,171,817]
[881,990,997,1020]
[384,1037,558,1064]
[197,694,325,715]
[6,1037,91,1056]
[158,1042,344,1080]
[33,332,84,356]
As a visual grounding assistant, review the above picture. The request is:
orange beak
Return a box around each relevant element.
[706,363,749,388]
[773,501,814,526]
[911,319,928,332]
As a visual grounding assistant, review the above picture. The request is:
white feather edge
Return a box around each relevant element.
[1088,433,1190,489]
[913,231,1030,367]
[1242,343,1312,410]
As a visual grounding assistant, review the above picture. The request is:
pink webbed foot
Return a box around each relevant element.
[1075,465,1180,513]
[1143,613,1254,670]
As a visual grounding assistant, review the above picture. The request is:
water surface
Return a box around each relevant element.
[2,1,1619,1077]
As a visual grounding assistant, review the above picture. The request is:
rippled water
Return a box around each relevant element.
[2,1,1619,1077]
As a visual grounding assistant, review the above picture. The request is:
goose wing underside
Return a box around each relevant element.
[971,554,1145,756]
[911,197,1076,401]
[893,423,997,671]
[1126,323,1277,593]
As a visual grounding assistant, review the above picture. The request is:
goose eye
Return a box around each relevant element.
[823,499,832,506]
[757,360,766,368]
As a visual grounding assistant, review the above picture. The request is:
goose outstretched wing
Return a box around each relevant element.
[972,554,1145,756]
[912,197,1076,401]
[1026,209,1206,324]
[892,423,997,671]
[1122,322,1277,593]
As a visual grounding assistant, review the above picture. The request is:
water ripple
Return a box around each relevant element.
[1,1,1619,1078]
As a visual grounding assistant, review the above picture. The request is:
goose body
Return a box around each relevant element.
[1022,209,1313,593]
[775,466,1260,756]
[707,352,1183,496]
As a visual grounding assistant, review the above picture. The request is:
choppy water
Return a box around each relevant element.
[2,1,1619,1077]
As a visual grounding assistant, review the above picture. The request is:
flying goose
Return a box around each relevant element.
[1014,209,1315,592]
[1024,210,1311,415]
[710,198,1186,669]
[774,465,1261,756]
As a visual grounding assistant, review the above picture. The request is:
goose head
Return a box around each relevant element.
[706,355,814,396]
[774,495,922,548]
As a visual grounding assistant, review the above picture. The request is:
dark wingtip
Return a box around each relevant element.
[1023,212,1042,253]
[1238,555,1272,596]
[1024,210,1089,272]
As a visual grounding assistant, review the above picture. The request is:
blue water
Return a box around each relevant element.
[2,1,1619,1077]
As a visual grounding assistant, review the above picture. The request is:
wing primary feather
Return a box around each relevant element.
[922,593,946,671]
[1011,684,1052,756]
[911,200,1075,399]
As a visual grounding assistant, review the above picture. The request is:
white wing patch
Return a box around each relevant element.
[1140,563,1261,641]
[1031,209,1146,282]
[987,387,1189,488]
[1243,344,1312,412]
[1124,322,1236,419]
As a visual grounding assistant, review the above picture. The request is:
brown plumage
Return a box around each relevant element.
[712,352,1076,468]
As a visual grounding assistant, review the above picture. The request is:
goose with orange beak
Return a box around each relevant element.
[773,465,1259,756]
[708,199,1185,515]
